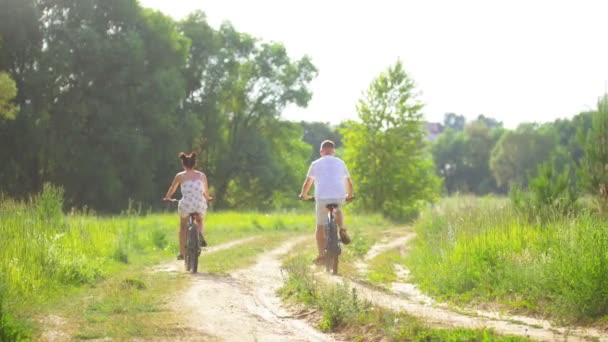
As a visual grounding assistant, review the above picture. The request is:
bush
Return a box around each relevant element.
[510,161,577,222]
[35,183,65,224]
[318,283,361,331]
[279,256,316,304]
[381,200,420,222]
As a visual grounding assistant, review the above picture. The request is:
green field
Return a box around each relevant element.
[0,189,315,339]
[0,187,390,339]
[406,196,608,322]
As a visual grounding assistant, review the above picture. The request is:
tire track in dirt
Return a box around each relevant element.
[38,237,262,342]
[175,236,336,342]
[152,236,258,273]
[324,234,608,342]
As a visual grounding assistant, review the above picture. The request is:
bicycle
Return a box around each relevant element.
[164,199,202,274]
[183,212,201,273]
[303,197,345,275]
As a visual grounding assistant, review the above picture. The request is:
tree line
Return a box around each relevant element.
[1,0,605,217]
[0,0,320,211]
[432,99,608,213]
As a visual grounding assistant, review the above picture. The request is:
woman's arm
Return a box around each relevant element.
[202,173,213,202]
[163,174,181,200]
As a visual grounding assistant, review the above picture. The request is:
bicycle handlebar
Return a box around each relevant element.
[299,196,355,202]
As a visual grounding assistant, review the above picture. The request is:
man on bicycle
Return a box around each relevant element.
[299,140,354,264]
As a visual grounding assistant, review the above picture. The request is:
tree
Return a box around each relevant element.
[462,120,503,193]
[432,128,468,193]
[443,113,465,131]
[577,95,608,212]
[0,1,317,212]
[301,121,342,163]
[208,23,317,207]
[0,72,17,119]
[432,116,503,194]
[490,123,557,189]
[476,114,503,129]
[341,61,440,220]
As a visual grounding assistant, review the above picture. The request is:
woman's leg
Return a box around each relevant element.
[196,217,203,234]
[196,216,207,247]
[179,217,187,256]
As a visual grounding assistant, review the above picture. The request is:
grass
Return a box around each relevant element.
[0,186,388,338]
[279,254,529,341]
[37,266,193,340]
[199,233,288,273]
[406,195,608,323]
[367,248,407,285]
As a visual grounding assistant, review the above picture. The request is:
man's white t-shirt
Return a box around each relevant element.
[306,155,350,200]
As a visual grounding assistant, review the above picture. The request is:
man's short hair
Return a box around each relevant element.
[320,140,335,150]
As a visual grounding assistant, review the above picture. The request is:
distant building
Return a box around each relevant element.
[424,122,444,142]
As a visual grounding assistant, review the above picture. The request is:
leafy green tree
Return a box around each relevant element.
[432,117,503,194]
[462,120,503,193]
[511,159,577,222]
[301,121,342,162]
[490,123,557,189]
[177,16,317,208]
[0,1,317,212]
[577,95,608,212]
[475,114,503,129]
[0,72,16,119]
[0,0,43,196]
[341,61,440,220]
[10,0,190,210]
[432,128,468,193]
[209,24,317,207]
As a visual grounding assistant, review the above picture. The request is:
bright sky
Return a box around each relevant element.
[140,0,608,128]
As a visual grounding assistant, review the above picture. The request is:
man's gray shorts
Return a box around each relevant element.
[316,198,345,225]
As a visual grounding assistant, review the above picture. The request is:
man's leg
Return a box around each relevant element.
[334,209,346,230]
[316,224,326,257]
[315,201,328,262]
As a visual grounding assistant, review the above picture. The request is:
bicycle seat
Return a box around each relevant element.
[326,203,339,209]
[188,212,201,220]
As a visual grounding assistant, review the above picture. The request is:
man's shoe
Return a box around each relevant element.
[312,255,325,265]
[199,232,207,247]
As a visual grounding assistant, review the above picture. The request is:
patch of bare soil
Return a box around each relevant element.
[175,237,337,341]
[330,235,608,342]
[38,315,70,342]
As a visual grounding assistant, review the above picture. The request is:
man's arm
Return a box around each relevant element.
[345,176,354,200]
[299,177,314,200]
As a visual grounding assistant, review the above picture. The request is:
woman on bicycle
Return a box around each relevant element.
[163,152,212,260]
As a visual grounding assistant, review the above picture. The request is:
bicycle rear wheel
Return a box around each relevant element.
[186,224,199,273]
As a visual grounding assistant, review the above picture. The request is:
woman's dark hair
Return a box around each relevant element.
[179,152,197,169]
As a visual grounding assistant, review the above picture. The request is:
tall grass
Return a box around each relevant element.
[407,196,608,322]
[0,186,330,337]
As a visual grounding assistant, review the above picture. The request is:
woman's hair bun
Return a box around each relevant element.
[179,151,197,168]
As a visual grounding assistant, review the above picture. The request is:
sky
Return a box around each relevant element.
[140,0,608,128]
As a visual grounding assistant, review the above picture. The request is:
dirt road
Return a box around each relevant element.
[174,237,335,341]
